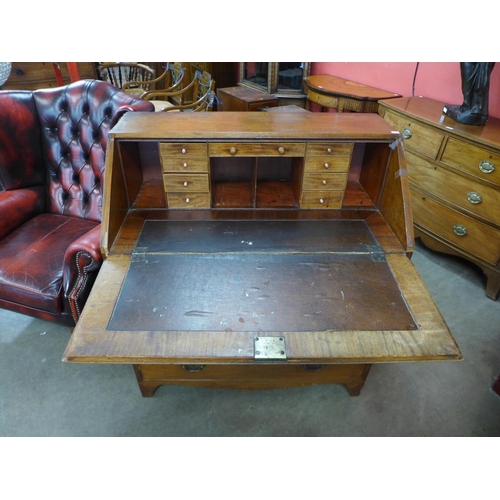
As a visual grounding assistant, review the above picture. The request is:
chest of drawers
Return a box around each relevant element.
[379,96,500,299]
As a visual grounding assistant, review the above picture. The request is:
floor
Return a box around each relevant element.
[1,240,499,437]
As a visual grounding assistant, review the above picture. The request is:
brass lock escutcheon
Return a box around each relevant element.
[402,127,412,139]
[467,191,482,204]
[453,224,468,236]
[479,160,495,174]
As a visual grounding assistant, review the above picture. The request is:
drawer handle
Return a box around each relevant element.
[182,364,205,373]
[479,160,495,174]
[181,148,187,154]
[467,191,482,204]
[402,127,412,139]
[324,163,330,169]
[183,181,188,187]
[183,162,188,168]
[230,147,237,155]
[322,180,327,185]
[453,224,467,236]
[278,146,285,154]
[319,198,324,204]
[185,197,190,203]
[327,148,332,154]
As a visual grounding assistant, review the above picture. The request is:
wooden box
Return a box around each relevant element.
[217,85,279,111]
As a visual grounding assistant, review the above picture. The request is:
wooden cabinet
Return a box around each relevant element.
[216,86,279,111]
[379,96,500,299]
[2,62,97,90]
[63,112,460,398]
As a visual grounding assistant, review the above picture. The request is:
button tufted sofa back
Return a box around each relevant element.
[32,79,154,222]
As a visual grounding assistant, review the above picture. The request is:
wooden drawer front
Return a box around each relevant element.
[305,156,351,172]
[163,173,209,192]
[300,190,344,209]
[408,151,500,226]
[161,156,209,173]
[166,192,211,209]
[209,142,306,157]
[159,142,208,156]
[303,172,347,191]
[441,137,500,187]
[411,190,500,265]
[384,111,444,160]
[306,142,353,157]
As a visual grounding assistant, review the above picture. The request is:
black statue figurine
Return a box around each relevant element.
[443,62,495,126]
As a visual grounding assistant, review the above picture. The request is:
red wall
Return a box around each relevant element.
[311,62,500,119]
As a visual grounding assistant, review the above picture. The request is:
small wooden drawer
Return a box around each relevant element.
[209,142,306,157]
[441,137,500,187]
[411,189,500,265]
[159,142,208,156]
[300,190,344,209]
[306,142,353,157]
[302,172,347,191]
[408,151,500,227]
[384,111,444,160]
[305,157,351,172]
[163,173,209,192]
[161,156,209,173]
[166,192,211,209]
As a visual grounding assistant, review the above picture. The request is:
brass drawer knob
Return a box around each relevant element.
[183,181,188,187]
[322,180,327,185]
[183,162,188,168]
[453,224,467,236]
[319,198,324,204]
[324,163,330,169]
[327,148,332,154]
[402,127,412,139]
[278,146,285,154]
[479,160,495,174]
[181,148,187,154]
[230,147,237,155]
[467,191,482,204]
[185,197,190,203]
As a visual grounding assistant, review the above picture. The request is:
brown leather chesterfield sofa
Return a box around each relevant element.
[0,79,154,326]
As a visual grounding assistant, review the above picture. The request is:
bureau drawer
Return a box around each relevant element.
[159,142,208,156]
[411,190,500,265]
[161,156,209,173]
[209,142,306,157]
[303,172,347,191]
[163,173,209,192]
[166,192,211,209]
[408,151,500,226]
[306,142,353,157]
[441,137,500,187]
[384,111,444,160]
[300,190,344,209]
[305,157,351,172]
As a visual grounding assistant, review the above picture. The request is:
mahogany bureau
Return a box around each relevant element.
[63,112,461,397]
[379,96,500,300]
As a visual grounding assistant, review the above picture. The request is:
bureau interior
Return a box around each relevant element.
[126,141,393,210]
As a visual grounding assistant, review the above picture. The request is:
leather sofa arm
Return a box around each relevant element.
[63,224,103,323]
[0,187,45,240]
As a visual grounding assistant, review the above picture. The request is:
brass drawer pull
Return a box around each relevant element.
[402,127,412,139]
[183,181,188,187]
[479,160,495,174]
[183,162,188,168]
[322,180,327,185]
[327,148,332,154]
[453,224,467,236]
[324,163,330,169]
[185,197,190,203]
[182,364,205,373]
[278,146,285,154]
[319,198,324,204]
[230,147,237,155]
[467,191,482,204]
[181,148,187,154]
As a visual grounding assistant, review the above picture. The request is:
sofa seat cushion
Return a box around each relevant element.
[0,213,98,314]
